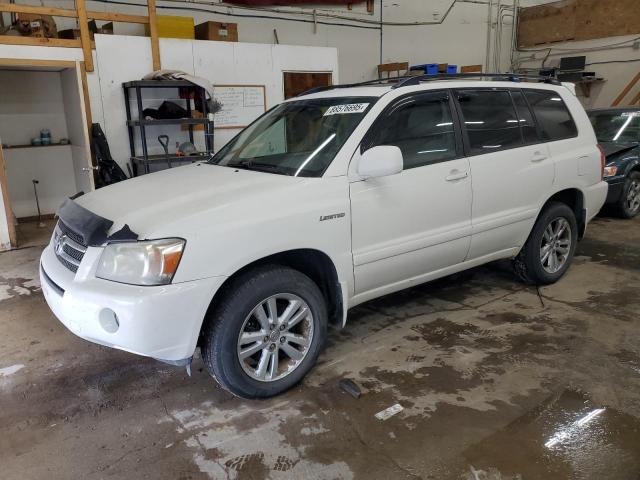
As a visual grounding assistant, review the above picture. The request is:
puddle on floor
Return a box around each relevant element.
[463,389,640,480]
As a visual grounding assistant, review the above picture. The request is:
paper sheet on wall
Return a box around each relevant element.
[213,85,266,128]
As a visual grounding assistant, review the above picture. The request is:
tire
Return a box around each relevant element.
[614,171,640,219]
[201,265,327,399]
[513,201,578,285]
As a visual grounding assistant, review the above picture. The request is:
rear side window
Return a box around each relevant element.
[365,91,457,169]
[524,90,578,141]
[456,90,522,153]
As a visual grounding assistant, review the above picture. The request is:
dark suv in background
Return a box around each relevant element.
[588,107,640,218]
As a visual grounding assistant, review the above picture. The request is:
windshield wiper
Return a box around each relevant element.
[226,160,289,175]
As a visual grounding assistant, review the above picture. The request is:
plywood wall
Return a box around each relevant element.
[518,0,640,47]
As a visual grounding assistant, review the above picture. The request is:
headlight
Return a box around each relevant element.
[96,238,185,286]
[603,165,618,178]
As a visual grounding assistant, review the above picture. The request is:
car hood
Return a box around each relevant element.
[76,163,306,239]
[600,141,639,159]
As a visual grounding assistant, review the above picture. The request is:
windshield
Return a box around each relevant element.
[208,96,376,177]
[588,110,640,144]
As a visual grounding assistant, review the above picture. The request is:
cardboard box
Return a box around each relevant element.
[146,15,194,39]
[16,13,57,38]
[58,22,113,40]
[195,21,238,42]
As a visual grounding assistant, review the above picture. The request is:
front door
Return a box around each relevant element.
[349,90,472,297]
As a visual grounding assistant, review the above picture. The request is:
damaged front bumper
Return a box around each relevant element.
[39,198,226,363]
[40,243,225,362]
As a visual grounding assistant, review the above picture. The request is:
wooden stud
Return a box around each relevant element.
[0,145,17,248]
[0,35,81,48]
[75,0,93,72]
[630,89,640,106]
[147,0,161,71]
[79,62,93,129]
[611,72,640,106]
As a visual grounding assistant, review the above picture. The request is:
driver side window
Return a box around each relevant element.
[365,91,458,169]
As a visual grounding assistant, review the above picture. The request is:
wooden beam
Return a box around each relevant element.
[0,58,76,68]
[630,89,640,106]
[611,72,640,106]
[75,0,93,72]
[0,3,148,24]
[147,0,160,71]
[0,35,81,47]
[0,2,77,18]
[89,11,149,24]
[0,145,17,248]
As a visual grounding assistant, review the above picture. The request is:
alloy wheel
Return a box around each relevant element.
[236,293,314,382]
[540,217,572,274]
[626,179,640,215]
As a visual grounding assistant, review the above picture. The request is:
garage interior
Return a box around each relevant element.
[1,0,640,479]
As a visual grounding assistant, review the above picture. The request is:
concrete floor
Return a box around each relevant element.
[2,215,640,480]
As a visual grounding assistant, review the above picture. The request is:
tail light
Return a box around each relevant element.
[597,144,606,180]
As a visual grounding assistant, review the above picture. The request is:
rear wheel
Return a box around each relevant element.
[201,265,327,398]
[513,202,578,285]
[615,171,640,219]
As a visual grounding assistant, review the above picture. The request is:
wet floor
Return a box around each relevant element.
[1,215,640,479]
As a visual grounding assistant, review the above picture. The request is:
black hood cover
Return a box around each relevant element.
[57,198,138,246]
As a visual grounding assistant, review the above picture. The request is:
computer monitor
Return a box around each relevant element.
[560,56,586,71]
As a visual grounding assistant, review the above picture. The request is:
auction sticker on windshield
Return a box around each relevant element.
[324,103,370,116]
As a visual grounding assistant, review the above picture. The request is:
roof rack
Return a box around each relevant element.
[297,72,560,97]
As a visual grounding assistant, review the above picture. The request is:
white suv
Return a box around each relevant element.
[40,75,608,398]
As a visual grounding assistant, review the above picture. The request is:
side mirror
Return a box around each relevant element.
[358,145,404,179]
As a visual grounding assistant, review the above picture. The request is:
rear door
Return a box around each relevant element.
[454,88,555,259]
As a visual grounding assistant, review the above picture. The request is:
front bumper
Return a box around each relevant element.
[605,177,625,204]
[40,241,226,362]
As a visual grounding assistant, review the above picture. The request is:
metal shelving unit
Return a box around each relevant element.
[123,80,214,176]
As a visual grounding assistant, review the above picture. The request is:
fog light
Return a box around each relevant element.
[99,308,119,333]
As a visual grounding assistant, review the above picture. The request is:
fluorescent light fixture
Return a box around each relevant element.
[294,133,336,177]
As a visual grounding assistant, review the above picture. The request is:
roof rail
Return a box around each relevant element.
[296,72,560,97]
[392,73,561,89]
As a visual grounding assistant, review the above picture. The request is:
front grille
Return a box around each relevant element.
[57,220,85,245]
[53,222,87,273]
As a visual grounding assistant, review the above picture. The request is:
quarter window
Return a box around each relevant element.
[366,91,457,169]
[524,90,578,141]
[457,90,523,153]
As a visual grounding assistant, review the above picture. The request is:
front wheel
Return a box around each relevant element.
[615,171,640,219]
[513,201,578,285]
[201,265,327,399]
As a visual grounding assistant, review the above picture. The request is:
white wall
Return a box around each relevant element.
[93,35,339,171]
[0,70,69,145]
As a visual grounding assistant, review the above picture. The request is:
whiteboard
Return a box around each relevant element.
[213,85,266,129]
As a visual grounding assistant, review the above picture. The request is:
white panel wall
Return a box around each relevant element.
[94,35,339,170]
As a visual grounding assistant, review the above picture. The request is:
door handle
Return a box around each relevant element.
[445,170,469,182]
[531,151,548,163]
